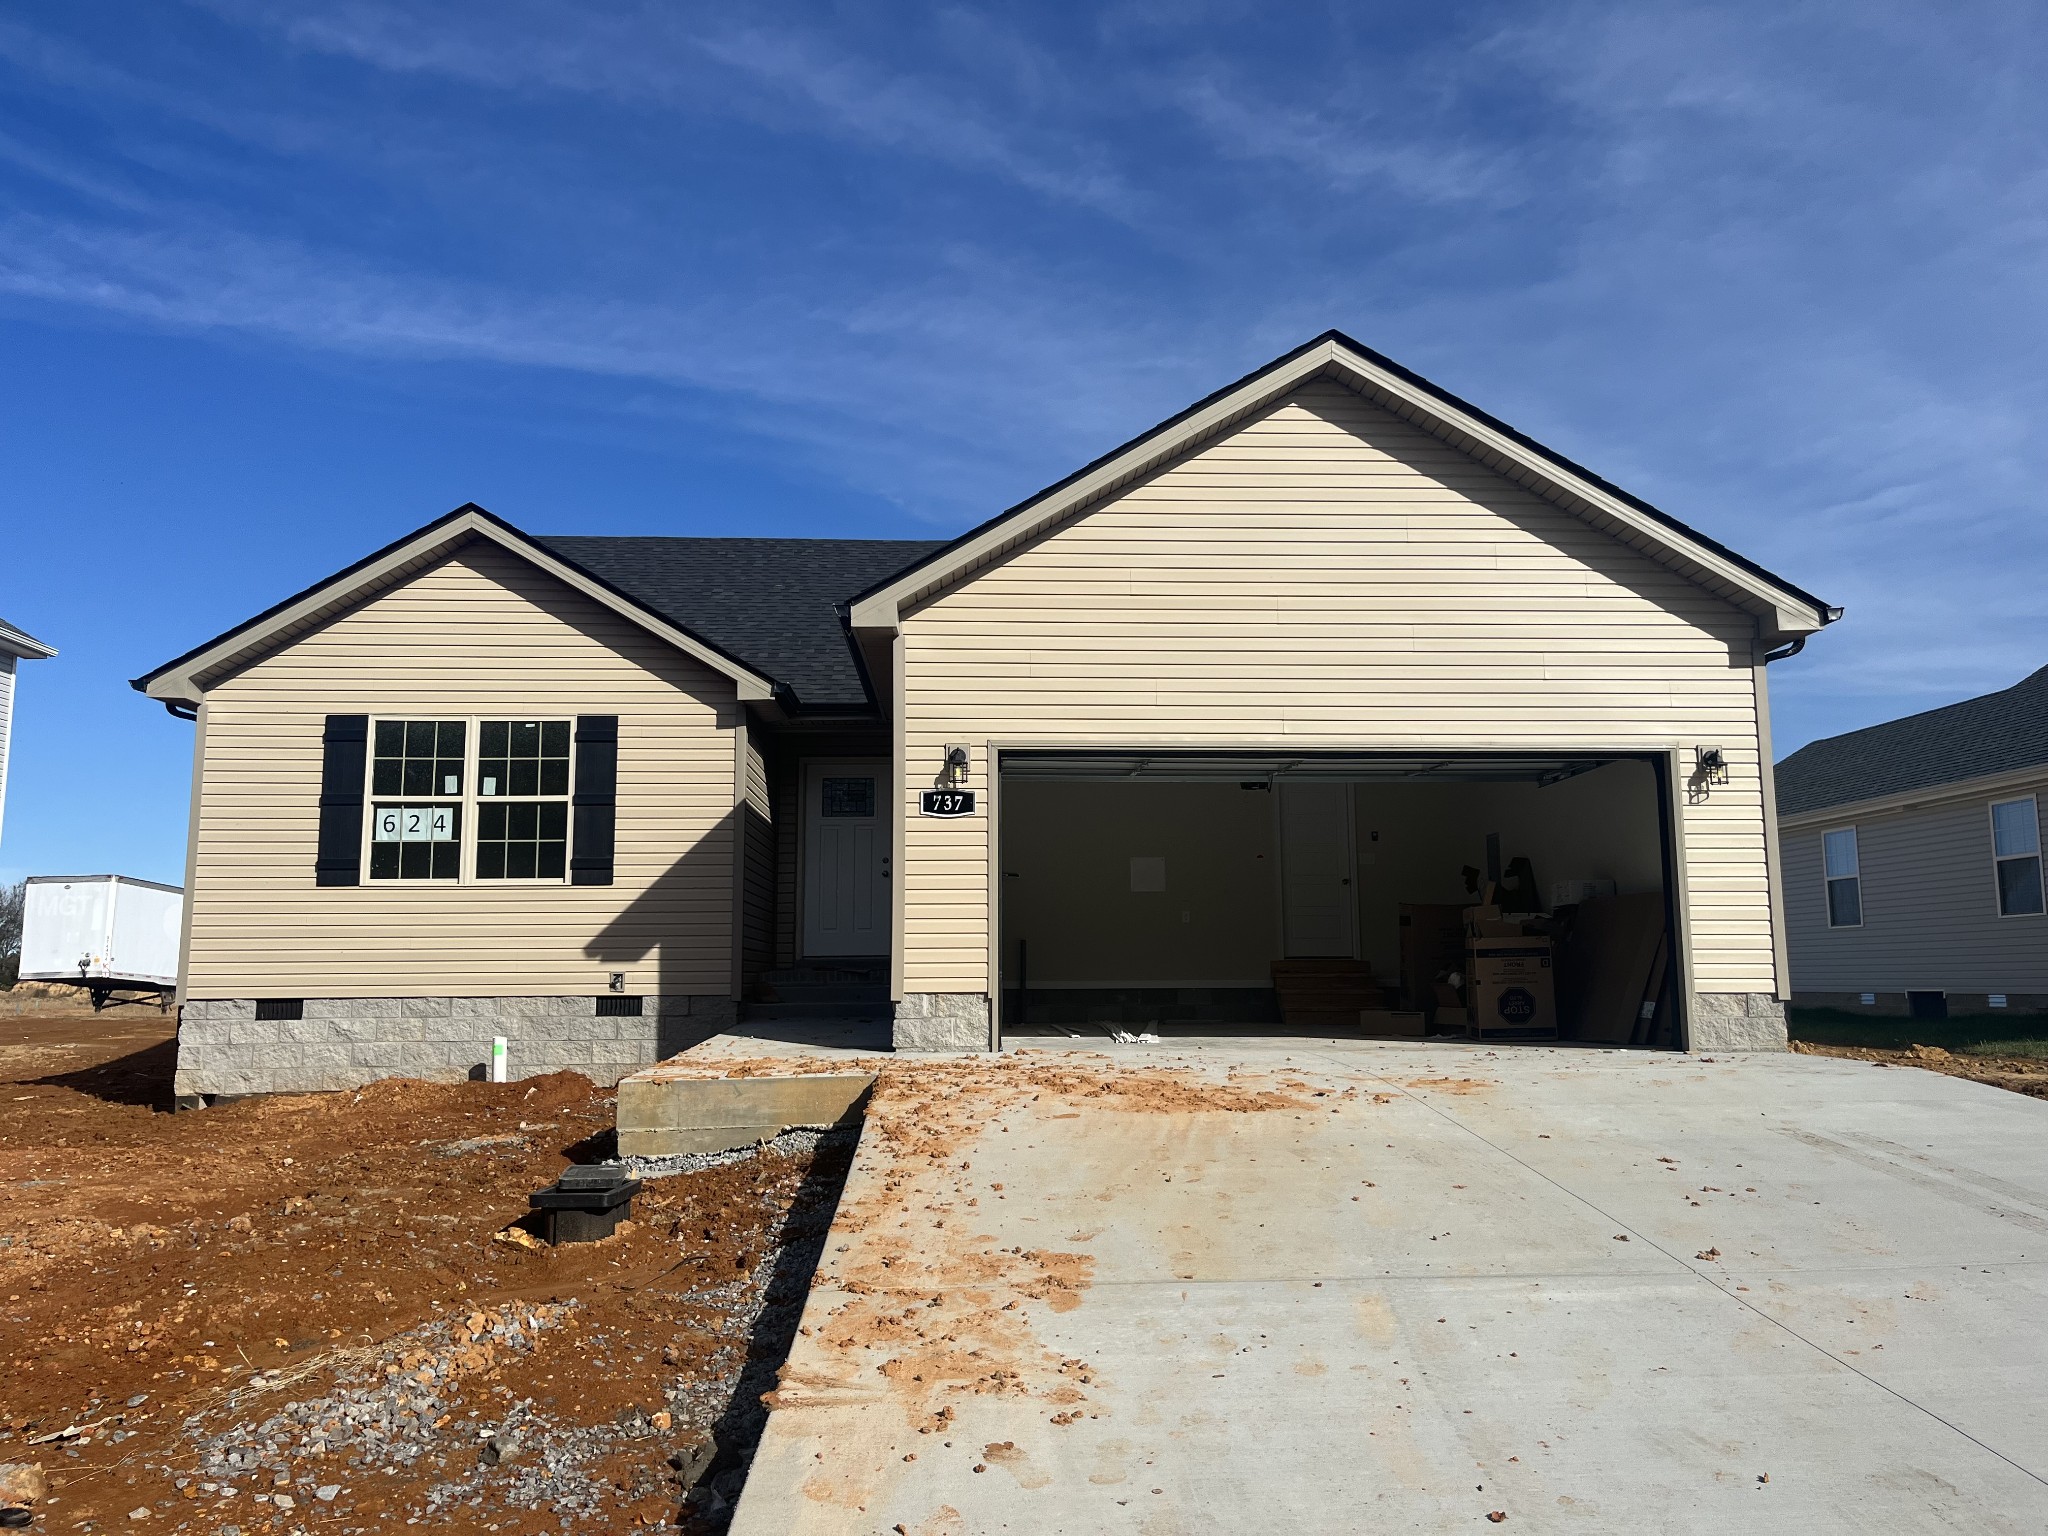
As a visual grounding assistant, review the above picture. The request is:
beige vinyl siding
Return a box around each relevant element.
[1783,777,2048,993]
[773,751,800,968]
[900,378,1775,995]
[187,540,739,998]
[739,728,775,990]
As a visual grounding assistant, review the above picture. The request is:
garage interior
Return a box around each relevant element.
[998,751,1681,1049]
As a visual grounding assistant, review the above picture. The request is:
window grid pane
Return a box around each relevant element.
[368,804,462,881]
[1992,799,2040,859]
[479,719,572,799]
[1998,855,2045,917]
[372,719,465,797]
[476,799,568,881]
[1827,876,1862,927]
[1822,828,1858,879]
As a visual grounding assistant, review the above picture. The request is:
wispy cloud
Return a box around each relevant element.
[1167,73,1520,204]
[4,0,2048,745]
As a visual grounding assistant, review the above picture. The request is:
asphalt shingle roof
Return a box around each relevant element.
[1774,663,2048,816]
[534,536,944,708]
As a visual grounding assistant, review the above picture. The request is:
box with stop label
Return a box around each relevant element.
[1467,939,1556,1036]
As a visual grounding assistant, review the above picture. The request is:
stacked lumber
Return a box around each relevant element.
[1556,893,1671,1044]
[1271,958,1386,1030]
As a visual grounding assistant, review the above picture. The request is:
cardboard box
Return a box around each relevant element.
[1463,903,1535,939]
[1398,903,1469,1003]
[1358,1009,1427,1038]
[1431,982,1465,1013]
[1468,937,1552,984]
[1469,974,1556,1033]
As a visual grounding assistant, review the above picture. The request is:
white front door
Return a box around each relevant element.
[1280,781,1357,957]
[803,760,889,957]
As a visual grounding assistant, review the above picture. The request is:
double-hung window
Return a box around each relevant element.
[369,720,465,881]
[1991,796,2044,917]
[365,718,574,882]
[476,720,572,880]
[1822,826,1862,928]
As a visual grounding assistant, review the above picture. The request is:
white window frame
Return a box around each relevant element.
[362,715,576,886]
[1822,825,1863,929]
[1989,795,2045,919]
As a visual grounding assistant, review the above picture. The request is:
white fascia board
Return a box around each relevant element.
[141,511,775,704]
[0,624,56,661]
[849,338,1828,636]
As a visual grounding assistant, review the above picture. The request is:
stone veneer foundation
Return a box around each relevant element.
[892,992,991,1052]
[1687,993,1789,1052]
[174,995,738,1100]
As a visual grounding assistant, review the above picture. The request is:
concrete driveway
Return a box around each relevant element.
[726,1041,2048,1533]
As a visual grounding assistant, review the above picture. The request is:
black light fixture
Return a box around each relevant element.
[943,745,970,786]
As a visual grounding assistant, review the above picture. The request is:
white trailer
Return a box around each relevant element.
[20,875,184,1011]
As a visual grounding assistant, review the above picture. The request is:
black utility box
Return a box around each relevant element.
[530,1162,643,1244]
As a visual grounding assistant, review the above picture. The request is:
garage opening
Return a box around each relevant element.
[997,751,1682,1049]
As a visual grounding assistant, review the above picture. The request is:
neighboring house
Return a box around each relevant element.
[0,616,57,853]
[134,331,1838,1098]
[1776,665,2048,1018]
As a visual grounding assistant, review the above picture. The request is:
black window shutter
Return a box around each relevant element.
[571,715,618,886]
[315,715,369,887]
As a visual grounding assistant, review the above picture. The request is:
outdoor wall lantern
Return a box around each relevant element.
[1688,745,1730,804]
[943,745,970,786]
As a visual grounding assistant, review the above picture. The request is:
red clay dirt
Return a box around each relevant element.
[0,1002,851,1536]
[1790,1038,2048,1099]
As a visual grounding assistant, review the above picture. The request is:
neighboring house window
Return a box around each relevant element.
[1991,796,2045,917]
[364,717,573,883]
[1823,827,1862,927]
[475,720,572,880]
[370,720,465,880]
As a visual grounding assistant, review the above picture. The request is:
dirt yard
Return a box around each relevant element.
[0,1000,852,1536]
[1791,1037,2048,1099]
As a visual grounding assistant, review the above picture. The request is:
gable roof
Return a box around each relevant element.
[132,506,780,707]
[848,330,1840,644]
[0,617,55,661]
[535,536,944,707]
[1775,664,2048,818]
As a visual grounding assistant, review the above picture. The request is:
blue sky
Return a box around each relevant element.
[3,1,2046,885]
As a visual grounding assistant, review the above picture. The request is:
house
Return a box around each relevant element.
[1776,664,2048,1018]
[133,332,1838,1098]
[0,616,57,853]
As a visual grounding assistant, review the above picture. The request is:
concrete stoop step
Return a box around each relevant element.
[746,962,889,1021]
[616,1067,874,1157]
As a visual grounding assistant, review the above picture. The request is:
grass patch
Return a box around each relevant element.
[1789,1006,2048,1059]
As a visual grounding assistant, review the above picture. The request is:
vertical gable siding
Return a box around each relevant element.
[739,728,775,990]
[188,541,738,997]
[1783,779,2048,993]
[900,379,1774,995]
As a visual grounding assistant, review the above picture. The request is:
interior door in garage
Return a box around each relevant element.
[1280,780,1357,956]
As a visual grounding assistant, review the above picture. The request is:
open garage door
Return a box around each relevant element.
[997,750,1683,1049]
